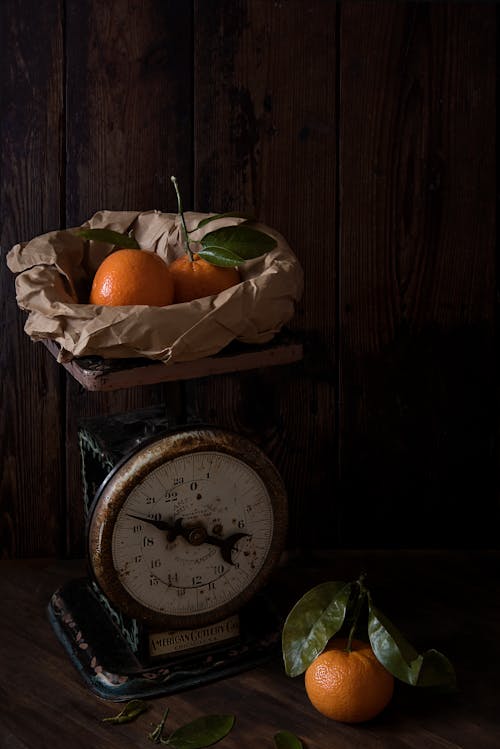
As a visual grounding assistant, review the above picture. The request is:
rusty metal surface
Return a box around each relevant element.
[88,428,288,630]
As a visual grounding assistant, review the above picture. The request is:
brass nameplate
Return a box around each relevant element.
[149,615,240,658]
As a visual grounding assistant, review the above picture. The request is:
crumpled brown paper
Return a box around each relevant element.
[6,210,303,365]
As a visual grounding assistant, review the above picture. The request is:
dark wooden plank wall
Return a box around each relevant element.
[0,1,496,557]
[0,0,65,557]
[338,3,497,547]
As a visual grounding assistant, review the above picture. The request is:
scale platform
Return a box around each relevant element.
[48,577,283,701]
[43,331,303,391]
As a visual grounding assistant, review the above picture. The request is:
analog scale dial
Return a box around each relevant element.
[88,428,287,630]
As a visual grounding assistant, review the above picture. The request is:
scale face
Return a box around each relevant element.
[89,428,287,631]
[49,417,288,700]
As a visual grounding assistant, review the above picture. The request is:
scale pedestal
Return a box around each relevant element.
[49,577,282,701]
[46,333,302,701]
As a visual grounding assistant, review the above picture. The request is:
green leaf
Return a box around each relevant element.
[368,598,456,690]
[164,715,235,749]
[194,212,255,230]
[367,600,421,683]
[282,581,351,677]
[274,730,303,749]
[102,699,149,724]
[197,247,245,268]
[413,648,457,690]
[200,225,277,264]
[75,228,140,249]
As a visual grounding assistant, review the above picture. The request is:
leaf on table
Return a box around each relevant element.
[282,581,351,677]
[164,715,235,748]
[274,729,304,749]
[368,597,456,690]
[102,699,149,724]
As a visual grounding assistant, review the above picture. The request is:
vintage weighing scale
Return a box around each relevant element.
[46,336,302,700]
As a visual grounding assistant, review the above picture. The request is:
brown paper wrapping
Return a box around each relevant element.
[6,210,303,365]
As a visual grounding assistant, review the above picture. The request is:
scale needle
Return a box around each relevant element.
[127,514,250,563]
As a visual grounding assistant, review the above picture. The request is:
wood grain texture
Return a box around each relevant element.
[338,2,497,547]
[64,0,193,555]
[0,1,497,557]
[0,1,65,557]
[1,552,499,747]
[194,0,338,548]
[65,0,193,222]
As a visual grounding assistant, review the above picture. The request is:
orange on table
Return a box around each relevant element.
[89,249,174,307]
[304,638,394,723]
[168,253,241,304]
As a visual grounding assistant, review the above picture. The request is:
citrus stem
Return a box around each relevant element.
[345,575,368,652]
[171,175,194,262]
[148,706,169,743]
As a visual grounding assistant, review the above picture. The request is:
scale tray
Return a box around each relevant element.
[48,577,282,701]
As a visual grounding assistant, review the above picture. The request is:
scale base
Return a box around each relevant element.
[48,578,282,701]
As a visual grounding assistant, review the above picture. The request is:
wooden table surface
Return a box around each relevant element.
[0,551,498,749]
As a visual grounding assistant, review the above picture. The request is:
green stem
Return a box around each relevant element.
[148,707,169,744]
[345,575,368,652]
[171,175,194,261]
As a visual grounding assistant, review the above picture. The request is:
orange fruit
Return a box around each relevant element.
[304,639,394,723]
[89,249,174,307]
[168,253,241,304]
